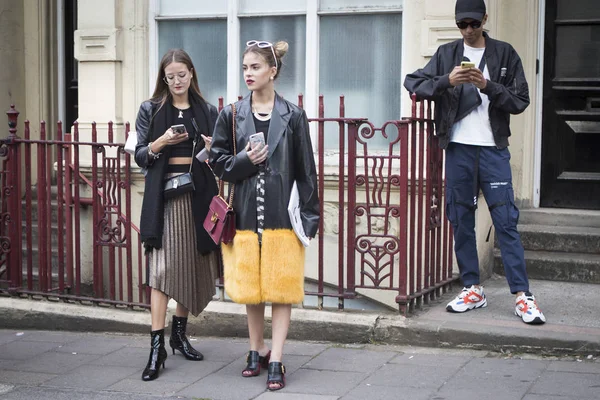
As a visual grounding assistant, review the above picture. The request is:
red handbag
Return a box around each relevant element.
[204,103,237,245]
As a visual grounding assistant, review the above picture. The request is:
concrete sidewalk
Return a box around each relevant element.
[0,329,598,400]
[1,275,600,355]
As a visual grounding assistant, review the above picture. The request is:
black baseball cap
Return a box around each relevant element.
[455,0,486,21]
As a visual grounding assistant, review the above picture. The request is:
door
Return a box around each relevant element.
[64,0,78,130]
[541,0,600,209]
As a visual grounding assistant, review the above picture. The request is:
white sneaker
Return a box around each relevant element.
[446,285,487,313]
[515,292,546,324]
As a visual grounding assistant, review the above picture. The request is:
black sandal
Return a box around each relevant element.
[266,362,286,391]
[242,350,271,377]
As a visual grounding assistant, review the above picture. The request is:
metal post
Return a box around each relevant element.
[5,105,21,292]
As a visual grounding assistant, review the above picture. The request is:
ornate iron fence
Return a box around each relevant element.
[0,96,455,315]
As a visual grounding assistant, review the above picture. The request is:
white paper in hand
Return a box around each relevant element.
[196,148,209,162]
[124,131,137,156]
[288,181,310,247]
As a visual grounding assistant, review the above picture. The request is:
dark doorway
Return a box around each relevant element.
[541,0,600,209]
[64,0,78,131]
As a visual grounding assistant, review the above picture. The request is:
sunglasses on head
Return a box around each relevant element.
[456,20,482,29]
[246,40,278,70]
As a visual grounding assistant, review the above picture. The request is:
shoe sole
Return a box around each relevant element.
[514,311,546,325]
[446,299,487,313]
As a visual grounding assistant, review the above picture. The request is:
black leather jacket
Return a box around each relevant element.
[133,96,220,253]
[209,93,320,238]
[134,100,219,174]
[404,32,530,149]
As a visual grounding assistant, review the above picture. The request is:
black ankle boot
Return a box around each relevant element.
[142,329,168,381]
[169,316,203,361]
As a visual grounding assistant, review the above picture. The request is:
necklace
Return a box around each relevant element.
[252,107,272,121]
[173,103,189,119]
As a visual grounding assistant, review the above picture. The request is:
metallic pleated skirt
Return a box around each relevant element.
[148,191,219,317]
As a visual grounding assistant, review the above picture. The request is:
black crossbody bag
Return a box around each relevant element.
[455,53,487,122]
[163,119,199,199]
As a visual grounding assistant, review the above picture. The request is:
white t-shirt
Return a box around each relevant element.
[450,44,495,146]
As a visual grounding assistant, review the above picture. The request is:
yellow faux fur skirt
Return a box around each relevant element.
[221,229,305,304]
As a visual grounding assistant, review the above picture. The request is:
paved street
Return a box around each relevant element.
[0,329,598,400]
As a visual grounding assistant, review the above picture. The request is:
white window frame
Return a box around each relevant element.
[149,0,403,155]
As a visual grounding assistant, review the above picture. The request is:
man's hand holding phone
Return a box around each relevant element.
[449,64,487,89]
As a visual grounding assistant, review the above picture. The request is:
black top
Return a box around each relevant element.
[167,104,195,174]
[253,114,270,143]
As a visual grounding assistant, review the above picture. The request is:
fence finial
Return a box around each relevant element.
[6,104,19,138]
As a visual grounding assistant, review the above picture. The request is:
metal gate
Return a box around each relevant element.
[0,96,455,315]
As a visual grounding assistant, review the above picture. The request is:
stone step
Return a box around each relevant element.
[494,249,600,284]
[28,184,60,200]
[18,249,67,290]
[21,247,60,268]
[519,208,600,228]
[517,224,600,254]
[21,222,63,247]
[21,199,62,224]
[17,270,94,297]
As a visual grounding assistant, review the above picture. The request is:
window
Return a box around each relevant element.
[320,14,403,148]
[320,0,403,12]
[239,0,306,15]
[239,16,306,100]
[158,0,226,16]
[158,20,227,105]
[153,1,404,148]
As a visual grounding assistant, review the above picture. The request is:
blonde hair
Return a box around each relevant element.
[243,40,289,79]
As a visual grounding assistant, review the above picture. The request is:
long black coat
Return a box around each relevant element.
[209,93,319,238]
[134,94,219,254]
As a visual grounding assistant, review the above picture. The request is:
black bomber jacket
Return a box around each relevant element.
[403,32,530,149]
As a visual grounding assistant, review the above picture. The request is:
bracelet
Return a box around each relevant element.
[148,142,161,159]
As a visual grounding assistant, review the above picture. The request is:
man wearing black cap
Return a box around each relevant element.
[404,0,546,324]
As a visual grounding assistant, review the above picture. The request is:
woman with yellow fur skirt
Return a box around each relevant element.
[209,40,319,391]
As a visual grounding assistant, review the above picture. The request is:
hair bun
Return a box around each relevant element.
[273,41,289,59]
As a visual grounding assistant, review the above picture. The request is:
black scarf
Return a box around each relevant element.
[140,93,218,255]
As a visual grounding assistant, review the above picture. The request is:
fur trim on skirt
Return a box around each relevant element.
[221,229,305,304]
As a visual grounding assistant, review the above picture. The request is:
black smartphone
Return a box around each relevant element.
[171,124,187,135]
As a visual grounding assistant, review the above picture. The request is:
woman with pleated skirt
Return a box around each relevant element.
[134,48,220,381]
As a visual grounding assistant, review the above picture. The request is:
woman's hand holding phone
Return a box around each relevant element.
[160,126,189,147]
[246,141,268,165]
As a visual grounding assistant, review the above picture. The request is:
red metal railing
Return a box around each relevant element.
[1,96,455,315]
[0,107,148,308]
[404,95,455,312]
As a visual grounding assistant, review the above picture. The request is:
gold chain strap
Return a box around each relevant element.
[219,103,236,209]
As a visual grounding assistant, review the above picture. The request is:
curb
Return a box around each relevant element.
[373,316,600,355]
[1,297,599,355]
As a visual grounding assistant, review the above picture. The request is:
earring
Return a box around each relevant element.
[270,76,274,80]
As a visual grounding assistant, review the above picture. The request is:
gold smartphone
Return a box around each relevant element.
[461,61,476,69]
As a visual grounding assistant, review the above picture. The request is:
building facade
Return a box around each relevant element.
[3,0,599,307]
